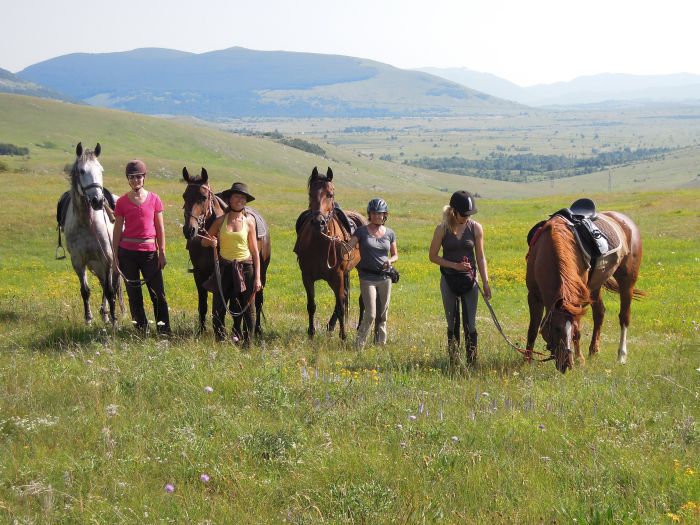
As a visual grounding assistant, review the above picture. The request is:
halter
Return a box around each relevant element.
[183,182,218,238]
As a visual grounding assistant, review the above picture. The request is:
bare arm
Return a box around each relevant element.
[202,216,224,247]
[385,241,398,267]
[428,225,469,271]
[473,221,491,299]
[248,216,262,290]
[154,211,167,269]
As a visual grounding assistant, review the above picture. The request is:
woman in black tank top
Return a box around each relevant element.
[429,191,491,371]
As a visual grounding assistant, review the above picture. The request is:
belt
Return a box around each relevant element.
[122,237,156,243]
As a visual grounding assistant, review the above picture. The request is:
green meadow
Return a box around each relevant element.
[0,94,699,523]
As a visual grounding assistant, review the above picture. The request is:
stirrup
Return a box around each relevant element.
[55,246,66,260]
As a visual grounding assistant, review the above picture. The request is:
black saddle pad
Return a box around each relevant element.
[57,188,116,228]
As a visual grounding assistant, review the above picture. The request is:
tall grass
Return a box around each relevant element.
[0,94,698,523]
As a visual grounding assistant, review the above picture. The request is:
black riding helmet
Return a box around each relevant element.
[367,198,388,214]
[449,191,477,215]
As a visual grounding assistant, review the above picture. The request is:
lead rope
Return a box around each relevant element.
[476,283,553,362]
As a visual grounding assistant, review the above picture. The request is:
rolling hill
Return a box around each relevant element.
[17,48,522,119]
[418,67,700,107]
[0,67,73,102]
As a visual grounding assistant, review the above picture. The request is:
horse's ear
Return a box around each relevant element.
[94,143,101,157]
[76,142,83,157]
[311,166,319,179]
[326,167,333,181]
[182,167,190,182]
[201,167,208,183]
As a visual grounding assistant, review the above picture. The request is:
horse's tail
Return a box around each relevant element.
[603,277,646,299]
[113,267,126,314]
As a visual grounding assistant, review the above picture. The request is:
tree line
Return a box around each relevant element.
[405,147,672,182]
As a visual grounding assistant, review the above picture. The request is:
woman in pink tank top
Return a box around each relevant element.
[112,159,170,335]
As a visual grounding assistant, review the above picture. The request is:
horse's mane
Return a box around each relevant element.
[548,218,591,316]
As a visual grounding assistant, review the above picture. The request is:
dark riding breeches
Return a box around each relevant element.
[119,247,170,334]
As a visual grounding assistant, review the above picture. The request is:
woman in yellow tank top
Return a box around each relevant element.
[202,182,261,345]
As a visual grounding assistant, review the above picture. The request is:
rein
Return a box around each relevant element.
[312,209,354,269]
[477,283,553,362]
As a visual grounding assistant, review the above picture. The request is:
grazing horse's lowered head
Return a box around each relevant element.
[71,142,105,211]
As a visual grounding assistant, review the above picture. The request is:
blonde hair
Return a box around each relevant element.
[442,205,460,235]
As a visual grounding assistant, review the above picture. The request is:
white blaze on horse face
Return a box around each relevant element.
[79,158,105,201]
[565,320,573,351]
[618,325,628,364]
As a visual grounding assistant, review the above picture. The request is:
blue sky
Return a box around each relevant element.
[3,0,699,86]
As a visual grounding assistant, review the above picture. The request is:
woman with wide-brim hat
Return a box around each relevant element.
[202,182,261,345]
[428,191,491,370]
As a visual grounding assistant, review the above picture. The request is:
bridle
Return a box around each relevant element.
[183,183,217,239]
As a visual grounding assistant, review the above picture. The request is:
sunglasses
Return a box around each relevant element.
[456,210,470,217]
[127,174,144,180]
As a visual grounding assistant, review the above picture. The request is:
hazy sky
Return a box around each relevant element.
[3,0,699,86]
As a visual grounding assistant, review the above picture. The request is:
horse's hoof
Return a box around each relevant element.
[617,355,627,365]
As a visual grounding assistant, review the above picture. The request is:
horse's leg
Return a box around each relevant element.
[74,263,92,324]
[336,272,347,340]
[525,291,544,359]
[303,274,316,338]
[573,320,584,366]
[104,266,117,324]
[196,280,208,336]
[589,287,605,357]
[617,282,634,365]
[255,287,264,338]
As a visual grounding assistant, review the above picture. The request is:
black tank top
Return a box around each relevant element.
[441,221,476,268]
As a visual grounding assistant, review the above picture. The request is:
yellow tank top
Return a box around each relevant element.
[219,213,251,261]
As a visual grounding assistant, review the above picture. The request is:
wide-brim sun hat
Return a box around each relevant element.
[449,190,477,215]
[220,181,255,202]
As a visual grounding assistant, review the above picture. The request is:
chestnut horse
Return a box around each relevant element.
[526,212,644,373]
[181,167,271,336]
[294,167,366,339]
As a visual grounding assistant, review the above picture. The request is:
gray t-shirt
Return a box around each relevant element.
[355,225,396,281]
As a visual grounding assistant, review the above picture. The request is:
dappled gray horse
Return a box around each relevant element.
[64,142,120,323]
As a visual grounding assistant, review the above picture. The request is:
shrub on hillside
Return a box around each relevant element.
[0,143,29,156]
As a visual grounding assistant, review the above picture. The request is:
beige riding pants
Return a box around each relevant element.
[356,278,392,348]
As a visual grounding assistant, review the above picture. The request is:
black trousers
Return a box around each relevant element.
[213,261,255,344]
[119,247,170,333]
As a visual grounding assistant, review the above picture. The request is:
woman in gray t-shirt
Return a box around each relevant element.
[348,198,398,349]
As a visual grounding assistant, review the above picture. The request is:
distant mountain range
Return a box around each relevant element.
[15,48,521,118]
[417,67,700,107]
[0,67,73,102]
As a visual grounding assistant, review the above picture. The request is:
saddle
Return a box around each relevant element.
[294,203,355,237]
[57,188,116,228]
[244,205,268,239]
[527,198,624,273]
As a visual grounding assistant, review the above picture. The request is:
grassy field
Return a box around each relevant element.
[0,94,699,523]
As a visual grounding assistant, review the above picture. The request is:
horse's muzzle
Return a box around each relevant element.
[89,197,104,211]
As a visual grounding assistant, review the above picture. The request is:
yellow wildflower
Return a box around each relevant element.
[666,512,680,522]
[674,459,681,470]
[681,501,698,511]
[684,467,695,477]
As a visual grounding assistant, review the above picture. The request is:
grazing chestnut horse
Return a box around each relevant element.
[181,167,271,336]
[294,167,366,339]
[526,212,644,373]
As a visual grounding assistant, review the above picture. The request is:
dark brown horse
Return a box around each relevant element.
[294,167,366,339]
[526,212,644,373]
[181,167,271,336]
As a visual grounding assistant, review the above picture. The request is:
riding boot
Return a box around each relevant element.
[466,331,478,364]
[447,330,461,372]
